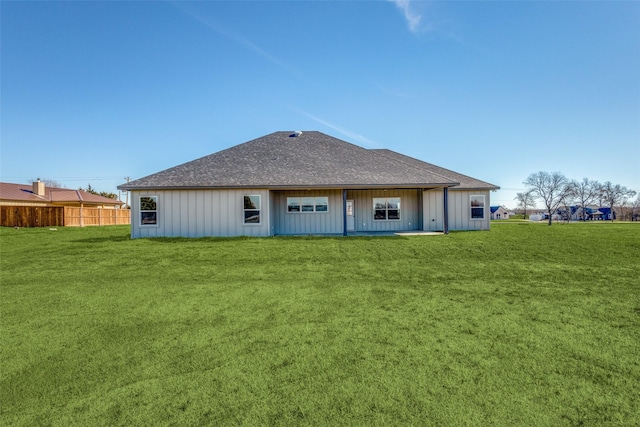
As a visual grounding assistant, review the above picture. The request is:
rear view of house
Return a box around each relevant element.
[118,131,499,238]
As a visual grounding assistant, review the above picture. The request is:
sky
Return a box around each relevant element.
[2,1,639,208]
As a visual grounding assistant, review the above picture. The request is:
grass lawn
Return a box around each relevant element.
[1,222,639,426]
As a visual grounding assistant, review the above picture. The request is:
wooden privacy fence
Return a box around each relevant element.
[1,206,65,227]
[1,206,130,227]
[63,207,130,227]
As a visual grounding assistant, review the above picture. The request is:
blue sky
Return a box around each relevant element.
[2,1,639,208]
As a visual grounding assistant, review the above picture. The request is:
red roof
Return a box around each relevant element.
[0,182,123,206]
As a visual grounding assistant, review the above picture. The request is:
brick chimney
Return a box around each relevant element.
[32,179,45,196]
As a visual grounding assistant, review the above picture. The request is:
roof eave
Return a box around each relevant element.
[118,182,461,191]
[450,185,501,191]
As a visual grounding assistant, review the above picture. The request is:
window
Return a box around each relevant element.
[470,195,485,219]
[373,197,400,221]
[243,195,261,224]
[287,197,328,213]
[140,196,157,225]
[315,197,328,212]
[302,197,314,212]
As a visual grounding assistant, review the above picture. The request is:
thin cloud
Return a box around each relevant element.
[289,106,378,148]
[372,80,415,99]
[170,2,296,75]
[389,0,423,34]
[388,1,461,41]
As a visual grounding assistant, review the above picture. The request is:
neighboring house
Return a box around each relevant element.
[530,206,613,222]
[490,206,509,220]
[118,131,500,238]
[556,205,616,221]
[569,206,604,221]
[1,180,125,227]
[598,207,615,220]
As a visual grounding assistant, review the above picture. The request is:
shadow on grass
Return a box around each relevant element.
[146,235,410,244]
[71,235,133,244]
[69,234,412,245]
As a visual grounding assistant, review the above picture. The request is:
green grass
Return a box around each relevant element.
[1,223,639,426]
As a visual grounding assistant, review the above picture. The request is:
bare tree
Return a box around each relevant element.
[523,171,575,226]
[514,191,536,219]
[573,178,600,220]
[599,182,637,222]
[30,178,66,189]
[618,199,635,221]
[558,186,577,223]
[631,195,640,221]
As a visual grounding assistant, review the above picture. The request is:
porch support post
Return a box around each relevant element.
[443,187,449,234]
[342,189,348,236]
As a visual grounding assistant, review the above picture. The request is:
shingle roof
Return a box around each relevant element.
[0,182,123,206]
[119,131,499,191]
[372,149,499,190]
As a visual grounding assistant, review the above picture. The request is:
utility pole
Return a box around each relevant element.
[124,176,130,208]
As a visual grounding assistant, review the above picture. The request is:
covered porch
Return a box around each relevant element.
[269,187,451,236]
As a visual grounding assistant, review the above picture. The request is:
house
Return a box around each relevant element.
[118,131,499,238]
[490,206,510,220]
[528,213,545,221]
[568,206,604,221]
[529,206,614,223]
[598,207,615,220]
[1,180,126,227]
[555,205,616,221]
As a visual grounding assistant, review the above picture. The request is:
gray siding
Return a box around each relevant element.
[347,189,421,232]
[129,189,271,238]
[424,189,444,231]
[423,189,491,231]
[127,187,492,238]
[271,190,343,235]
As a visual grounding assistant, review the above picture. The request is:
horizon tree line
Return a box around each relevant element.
[514,171,637,225]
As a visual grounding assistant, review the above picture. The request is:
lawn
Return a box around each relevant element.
[1,222,639,426]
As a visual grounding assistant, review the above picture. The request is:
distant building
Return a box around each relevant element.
[490,206,510,220]
[1,180,126,227]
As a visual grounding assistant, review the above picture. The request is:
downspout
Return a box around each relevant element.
[342,189,348,237]
[443,187,449,234]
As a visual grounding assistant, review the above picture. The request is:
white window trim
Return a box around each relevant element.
[373,197,401,221]
[470,195,486,220]
[286,196,329,214]
[139,196,158,227]
[243,195,262,226]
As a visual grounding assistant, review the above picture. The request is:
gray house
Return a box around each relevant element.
[118,131,499,238]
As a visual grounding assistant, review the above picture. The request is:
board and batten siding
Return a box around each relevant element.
[271,190,343,235]
[130,189,271,238]
[423,189,444,231]
[347,189,421,232]
[423,189,491,231]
